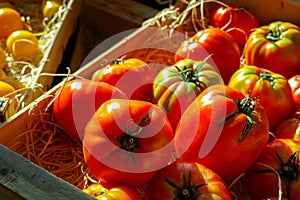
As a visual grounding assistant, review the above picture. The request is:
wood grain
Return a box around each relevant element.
[0,144,95,200]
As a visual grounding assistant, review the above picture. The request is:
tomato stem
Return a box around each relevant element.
[259,71,275,87]
[252,152,299,200]
[164,171,206,200]
[237,96,257,143]
[266,24,282,42]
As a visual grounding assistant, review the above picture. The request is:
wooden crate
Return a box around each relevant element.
[1,0,83,124]
[1,0,297,198]
[0,22,181,199]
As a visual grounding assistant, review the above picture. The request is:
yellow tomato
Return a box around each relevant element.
[0,7,23,39]
[0,80,16,98]
[6,30,39,60]
[42,0,61,19]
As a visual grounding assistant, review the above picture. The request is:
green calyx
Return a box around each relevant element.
[266,24,282,42]
[175,64,207,91]
[253,152,299,200]
[259,71,276,87]
[222,95,257,143]
[119,109,153,152]
[237,96,257,143]
[165,171,206,200]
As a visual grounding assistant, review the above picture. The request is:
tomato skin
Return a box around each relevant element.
[82,182,142,200]
[92,58,154,101]
[274,109,300,141]
[53,79,128,141]
[228,65,294,131]
[144,160,232,200]
[153,58,223,131]
[174,28,240,84]
[244,21,300,78]
[83,99,174,188]
[210,5,259,48]
[288,74,300,110]
[174,84,269,182]
[245,139,300,200]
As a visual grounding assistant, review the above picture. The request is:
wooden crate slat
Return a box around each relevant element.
[0,144,95,200]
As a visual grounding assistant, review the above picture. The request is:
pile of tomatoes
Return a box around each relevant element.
[53,3,300,200]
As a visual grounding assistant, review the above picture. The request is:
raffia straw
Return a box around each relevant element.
[256,162,283,200]
[11,99,96,189]
[143,0,227,36]
[2,0,72,122]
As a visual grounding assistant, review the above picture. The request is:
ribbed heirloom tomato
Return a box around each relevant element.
[174,84,269,182]
[228,65,294,131]
[83,99,174,188]
[92,58,154,101]
[153,58,223,131]
[174,27,240,84]
[274,109,300,141]
[53,79,128,141]
[244,21,300,78]
[245,139,300,200]
[144,160,232,200]
[209,5,259,48]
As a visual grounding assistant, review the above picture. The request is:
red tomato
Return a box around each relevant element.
[210,5,259,48]
[174,84,269,182]
[245,139,300,200]
[244,21,300,78]
[82,182,142,200]
[289,74,300,110]
[228,65,294,131]
[144,160,232,200]
[274,109,300,141]
[83,99,174,188]
[53,79,127,141]
[174,28,240,84]
[92,58,154,101]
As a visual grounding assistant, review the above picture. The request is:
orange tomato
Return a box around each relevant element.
[0,47,6,69]
[0,7,23,39]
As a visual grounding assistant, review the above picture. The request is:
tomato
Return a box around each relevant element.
[83,99,174,188]
[209,5,259,48]
[82,182,142,200]
[244,21,300,78]
[228,65,294,131]
[6,30,39,60]
[42,0,61,19]
[0,7,23,39]
[53,79,127,141]
[245,139,300,200]
[288,74,300,110]
[274,109,300,141]
[0,47,6,69]
[144,160,232,200]
[91,58,154,101]
[0,80,15,98]
[174,84,269,182]
[153,58,223,131]
[174,27,240,84]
